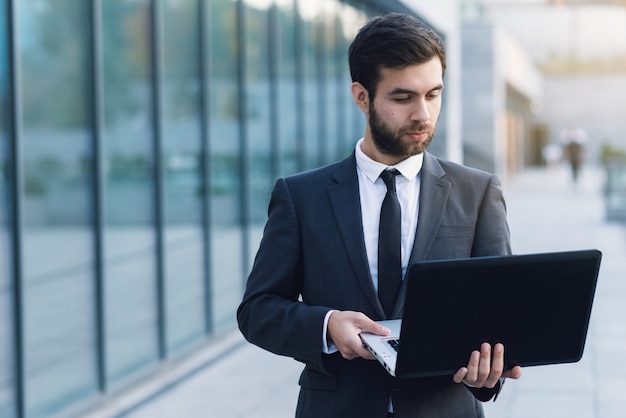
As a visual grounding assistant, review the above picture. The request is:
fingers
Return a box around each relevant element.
[485,343,504,387]
[328,311,386,360]
[503,365,523,380]
[456,343,509,388]
[465,347,484,385]
[358,316,391,337]
[453,367,468,384]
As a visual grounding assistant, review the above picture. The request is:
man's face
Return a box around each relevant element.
[365,57,443,164]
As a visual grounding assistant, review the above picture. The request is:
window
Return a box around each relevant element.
[298,0,322,170]
[208,0,244,332]
[275,0,298,177]
[101,0,159,384]
[0,0,16,415]
[161,0,206,352]
[18,1,98,415]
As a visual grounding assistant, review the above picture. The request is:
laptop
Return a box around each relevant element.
[360,249,602,379]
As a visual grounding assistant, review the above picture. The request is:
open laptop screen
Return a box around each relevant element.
[395,250,602,379]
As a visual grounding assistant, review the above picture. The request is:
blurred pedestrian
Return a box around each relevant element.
[561,127,587,186]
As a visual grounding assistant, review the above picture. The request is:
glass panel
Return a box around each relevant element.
[298,0,321,169]
[161,0,206,352]
[101,0,159,383]
[0,0,16,415]
[18,0,98,416]
[276,0,298,177]
[322,0,339,164]
[245,0,272,227]
[208,0,243,332]
[342,5,367,148]
[337,2,365,156]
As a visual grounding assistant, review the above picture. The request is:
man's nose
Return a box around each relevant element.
[409,99,430,123]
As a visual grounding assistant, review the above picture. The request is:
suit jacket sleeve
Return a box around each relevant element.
[237,177,334,373]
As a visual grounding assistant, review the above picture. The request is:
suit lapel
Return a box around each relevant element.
[328,154,386,318]
[392,153,450,318]
[410,153,450,263]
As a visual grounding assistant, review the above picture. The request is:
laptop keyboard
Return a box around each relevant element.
[387,339,400,352]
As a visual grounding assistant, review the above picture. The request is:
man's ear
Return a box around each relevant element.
[351,82,370,113]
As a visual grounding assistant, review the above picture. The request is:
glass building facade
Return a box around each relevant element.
[0,0,423,416]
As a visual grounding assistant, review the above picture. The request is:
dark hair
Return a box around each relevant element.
[348,13,447,98]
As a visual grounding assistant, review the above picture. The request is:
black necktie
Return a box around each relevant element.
[378,169,402,318]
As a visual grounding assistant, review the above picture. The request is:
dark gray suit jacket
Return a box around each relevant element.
[237,151,511,418]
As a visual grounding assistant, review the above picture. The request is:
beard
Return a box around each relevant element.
[369,102,436,158]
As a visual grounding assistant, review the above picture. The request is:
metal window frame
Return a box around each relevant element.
[87,0,107,393]
[268,3,280,182]
[236,0,250,285]
[198,0,213,335]
[6,1,24,417]
[294,0,306,173]
[316,3,328,167]
[149,0,167,360]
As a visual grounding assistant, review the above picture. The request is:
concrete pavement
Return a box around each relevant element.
[91,165,626,418]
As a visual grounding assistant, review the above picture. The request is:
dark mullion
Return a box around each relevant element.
[88,0,107,393]
[335,15,347,159]
[236,0,250,285]
[198,0,213,335]
[268,3,280,182]
[293,0,305,172]
[149,0,167,359]
[316,9,327,167]
[6,0,25,416]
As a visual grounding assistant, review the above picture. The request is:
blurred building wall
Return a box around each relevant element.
[540,73,626,165]
[461,22,543,178]
[470,0,626,170]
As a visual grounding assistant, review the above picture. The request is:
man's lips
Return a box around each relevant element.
[405,131,429,140]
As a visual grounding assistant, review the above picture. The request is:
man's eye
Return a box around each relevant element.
[393,97,411,103]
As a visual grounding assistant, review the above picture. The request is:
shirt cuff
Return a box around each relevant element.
[322,310,339,354]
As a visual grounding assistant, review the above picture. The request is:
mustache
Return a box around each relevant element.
[402,122,433,133]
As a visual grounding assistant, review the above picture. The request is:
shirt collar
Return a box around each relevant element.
[355,138,424,184]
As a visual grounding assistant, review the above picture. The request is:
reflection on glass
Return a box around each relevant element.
[0,0,16,414]
[209,0,243,332]
[245,1,272,229]
[101,0,159,384]
[299,0,321,170]
[18,1,97,416]
[340,4,367,152]
[332,1,358,159]
[276,0,298,177]
[162,0,206,352]
[323,0,339,164]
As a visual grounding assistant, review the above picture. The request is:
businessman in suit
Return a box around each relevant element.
[238,13,522,418]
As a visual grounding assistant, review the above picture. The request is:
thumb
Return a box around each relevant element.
[358,317,391,336]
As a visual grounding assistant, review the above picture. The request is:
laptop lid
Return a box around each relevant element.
[394,249,602,379]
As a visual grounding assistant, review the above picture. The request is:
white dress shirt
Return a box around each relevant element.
[323,139,423,352]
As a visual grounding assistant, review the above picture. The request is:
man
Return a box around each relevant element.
[560,127,587,187]
[238,13,522,418]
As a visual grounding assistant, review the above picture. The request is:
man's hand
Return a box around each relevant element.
[327,311,390,360]
[453,342,523,388]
